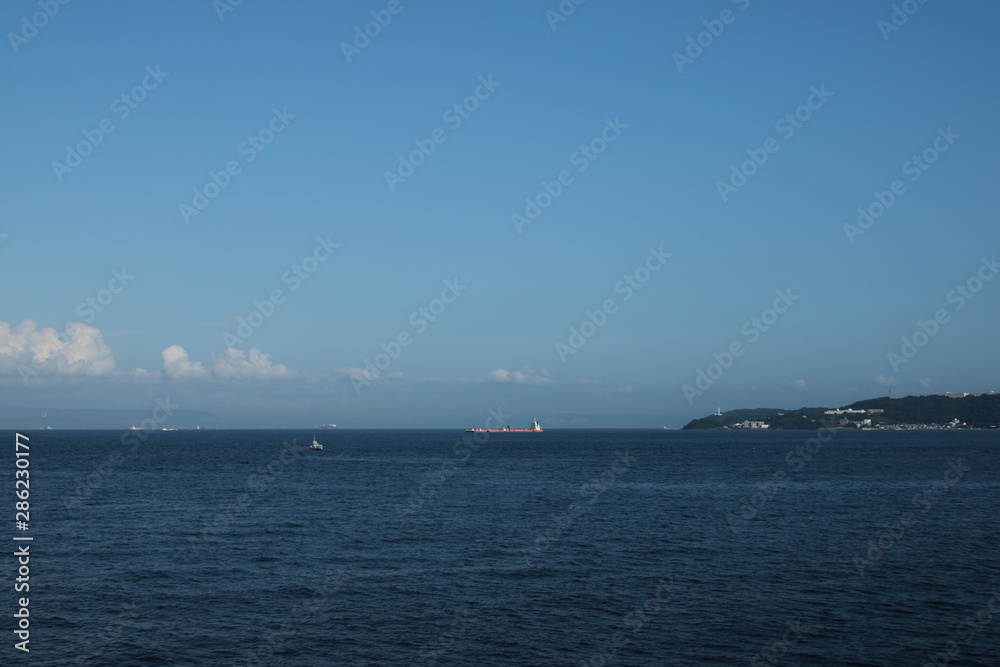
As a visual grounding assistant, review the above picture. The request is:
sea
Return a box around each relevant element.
[5,428,999,666]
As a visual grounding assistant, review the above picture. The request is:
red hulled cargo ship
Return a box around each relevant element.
[466,419,542,433]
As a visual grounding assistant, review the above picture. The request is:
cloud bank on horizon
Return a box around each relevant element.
[0,319,551,390]
[0,317,936,409]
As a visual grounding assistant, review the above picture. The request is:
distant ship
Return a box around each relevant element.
[310,435,323,451]
[466,419,542,433]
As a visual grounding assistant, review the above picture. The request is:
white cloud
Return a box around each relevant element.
[214,347,294,380]
[334,367,402,383]
[0,320,114,378]
[486,367,554,385]
[917,378,934,389]
[424,375,469,384]
[874,374,898,387]
[120,367,160,379]
[790,379,807,390]
[0,321,299,385]
[336,367,373,381]
[162,344,209,380]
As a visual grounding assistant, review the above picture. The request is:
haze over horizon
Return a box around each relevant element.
[2,1,998,428]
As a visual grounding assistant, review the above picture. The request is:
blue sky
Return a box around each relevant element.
[1,0,998,427]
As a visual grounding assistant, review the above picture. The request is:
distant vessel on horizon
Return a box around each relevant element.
[466,419,542,433]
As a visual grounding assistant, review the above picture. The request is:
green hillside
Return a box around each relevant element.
[682,393,1000,429]
[847,394,1000,428]
[683,407,832,430]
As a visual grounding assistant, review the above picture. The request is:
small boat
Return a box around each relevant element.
[310,435,323,451]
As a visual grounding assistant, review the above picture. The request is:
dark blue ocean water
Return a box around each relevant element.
[5,429,999,666]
